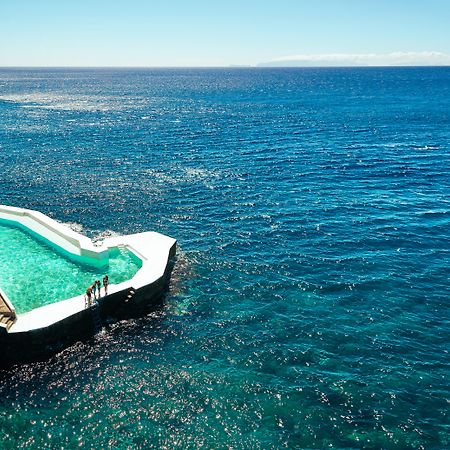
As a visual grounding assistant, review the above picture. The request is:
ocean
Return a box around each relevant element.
[0,67,449,448]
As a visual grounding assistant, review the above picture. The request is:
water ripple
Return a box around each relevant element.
[0,67,449,448]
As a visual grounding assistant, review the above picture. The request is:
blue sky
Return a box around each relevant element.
[1,0,450,66]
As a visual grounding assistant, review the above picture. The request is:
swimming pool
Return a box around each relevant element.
[0,220,142,314]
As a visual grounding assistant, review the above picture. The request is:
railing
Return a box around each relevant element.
[0,291,17,331]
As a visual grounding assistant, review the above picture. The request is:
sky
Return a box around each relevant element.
[1,0,450,67]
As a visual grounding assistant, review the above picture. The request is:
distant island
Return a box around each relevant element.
[256,51,450,67]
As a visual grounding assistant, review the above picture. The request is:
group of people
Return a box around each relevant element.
[85,275,109,306]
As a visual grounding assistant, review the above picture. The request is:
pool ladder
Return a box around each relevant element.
[90,301,102,333]
[125,288,136,303]
[88,288,135,334]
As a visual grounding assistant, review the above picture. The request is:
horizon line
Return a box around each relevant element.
[1,65,450,69]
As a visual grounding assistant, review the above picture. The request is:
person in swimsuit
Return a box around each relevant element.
[96,280,101,297]
[91,281,97,299]
[85,286,92,306]
[103,275,109,296]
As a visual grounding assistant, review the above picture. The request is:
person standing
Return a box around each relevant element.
[103,275,109,296]
[85,286,92,306]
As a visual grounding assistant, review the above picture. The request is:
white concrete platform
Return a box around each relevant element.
[0,205,176,334]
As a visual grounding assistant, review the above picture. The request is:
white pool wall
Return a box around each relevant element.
[0,205,109,261]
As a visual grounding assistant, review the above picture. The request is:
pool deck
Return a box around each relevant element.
[8,231,176,333]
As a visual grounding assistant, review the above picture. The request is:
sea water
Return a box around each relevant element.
[0,221,141,313]
[0,68,449,448]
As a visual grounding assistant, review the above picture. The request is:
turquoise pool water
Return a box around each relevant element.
[0,221,142,314]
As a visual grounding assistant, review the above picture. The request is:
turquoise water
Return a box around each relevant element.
[0,221,141,313]
[0,68,449,448]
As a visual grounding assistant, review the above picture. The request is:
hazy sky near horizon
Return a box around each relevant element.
[1,0,450,66]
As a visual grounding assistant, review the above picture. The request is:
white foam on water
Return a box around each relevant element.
[92,229,121,245]
[143,166,223,187]
[0,93,140,112]
[57,221,84,234]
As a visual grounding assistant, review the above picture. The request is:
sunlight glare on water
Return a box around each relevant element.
[0,67,449,448]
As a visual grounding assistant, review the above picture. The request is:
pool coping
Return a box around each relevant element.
[0,205,176,334]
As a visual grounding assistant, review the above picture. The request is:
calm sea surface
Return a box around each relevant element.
[0,68,449,448]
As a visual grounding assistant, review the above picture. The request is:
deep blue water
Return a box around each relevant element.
[0,67,449,448]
